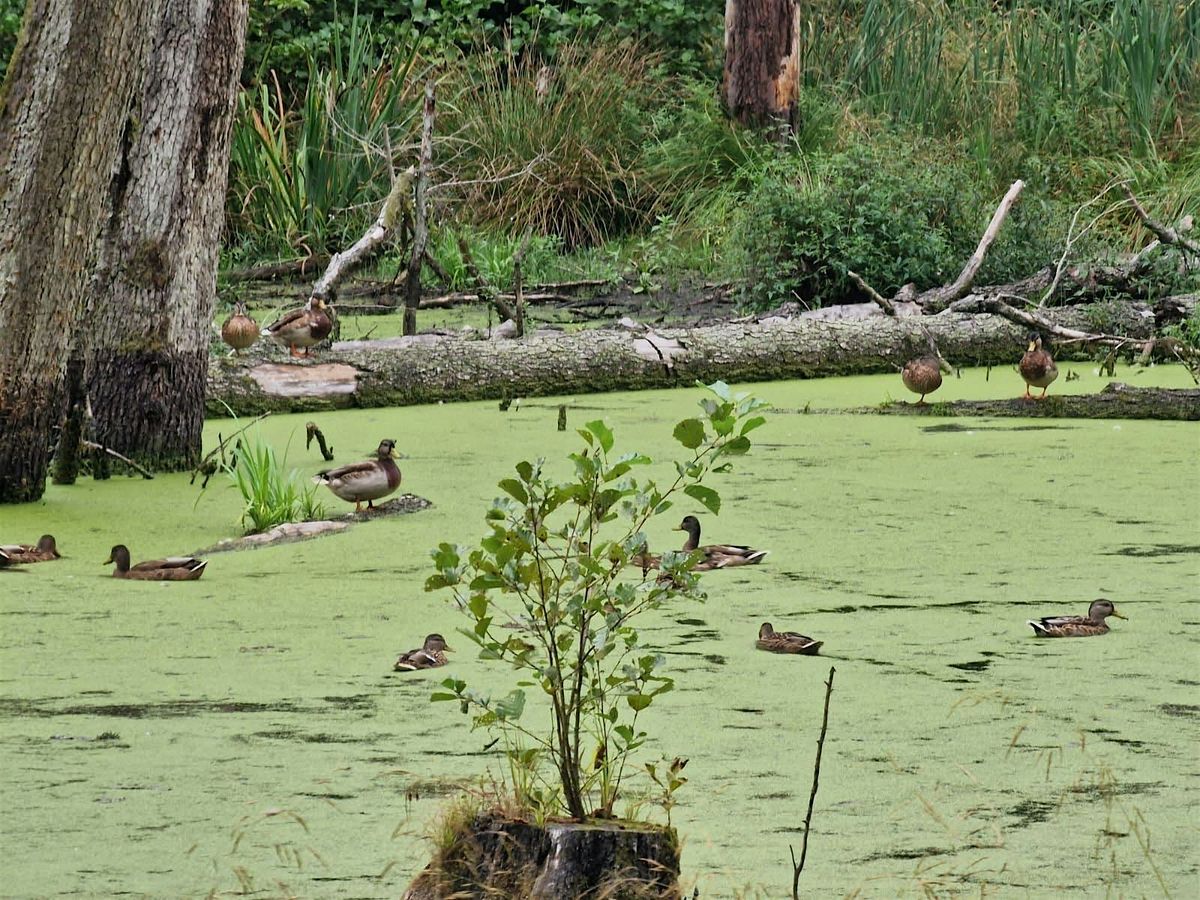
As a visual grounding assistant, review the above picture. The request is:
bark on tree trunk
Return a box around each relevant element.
[83,0,248,473]
[722,0,800,132]
[205,304,1155,416]
[0,0,157,503]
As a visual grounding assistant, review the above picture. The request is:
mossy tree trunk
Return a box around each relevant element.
[722,0,801,133]
[84,0,248,474]
[0,0,157,503]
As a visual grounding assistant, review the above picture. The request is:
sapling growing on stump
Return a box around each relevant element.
[428,381,768,821]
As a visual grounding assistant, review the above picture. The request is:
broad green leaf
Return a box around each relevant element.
[585,420,614,453]
[429,692,457,702]
[627,694,653,712]
[498,478,528,503]
[516,460,534,482]
[739,416,767,436]
[470,591,489,617]
[673,418,705,449]
[721,435,751,456]
[684,484,721,514]
[706,380,733,402]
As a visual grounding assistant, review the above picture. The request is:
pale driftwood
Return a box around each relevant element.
[919,180,1024,312]
[310,168,414,303]
[205,304,1157,416]
[870,383,1200,420]
[403,82,436,336]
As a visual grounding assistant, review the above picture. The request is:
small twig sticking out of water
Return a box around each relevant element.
[791,665,835,899]
[80,440,154,479]
[305,422,335,461]
[191,412,271,485]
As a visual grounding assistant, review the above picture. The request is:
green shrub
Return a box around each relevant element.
[730,140,1059,310]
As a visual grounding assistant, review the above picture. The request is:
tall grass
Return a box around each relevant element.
[798,0,1200,160]
[230,433,325,534]
[437,40,663,248]
[227,13,428,255]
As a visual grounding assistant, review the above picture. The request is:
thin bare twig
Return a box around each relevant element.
[1040,182,1129,307]
[81,441,154,480]
[1123,185,1200,256]
[791,665,835,899]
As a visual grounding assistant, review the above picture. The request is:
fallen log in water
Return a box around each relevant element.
[870,382,1200,420]
[205,304,1155,417]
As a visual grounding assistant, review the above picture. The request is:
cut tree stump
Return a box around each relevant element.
[869,383,1200,420]
[206,304,1155,416]
[403,812,679,900]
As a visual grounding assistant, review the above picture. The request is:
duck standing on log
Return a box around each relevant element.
[901,356,943,404]
[220,301,260,355]
[313,439,401,512]
[264,296,332,358]
[1019,332,1058,400]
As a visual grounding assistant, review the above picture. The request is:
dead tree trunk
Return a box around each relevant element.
[0,0,158,503]
[722,0,801,133]
[403,82,436,336]
[83,0,248,473]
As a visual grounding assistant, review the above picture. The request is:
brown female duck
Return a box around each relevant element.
[221,301,260,355]
[1027,599,1125,638]
[676,515,768,570]
[105,544,207,581]
[393,633,451,671]
[1019,332,1058,399]
[901,356,943,403]
[312,439,401,512]
[0,535,61,565]
[264,297,332,357]
[756,622,822,655]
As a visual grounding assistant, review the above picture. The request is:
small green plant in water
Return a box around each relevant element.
[230,433,326,534]
[427,381,768,821]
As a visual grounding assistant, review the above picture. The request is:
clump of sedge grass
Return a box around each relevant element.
[230,433,325,534]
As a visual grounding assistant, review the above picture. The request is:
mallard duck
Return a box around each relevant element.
[312,439,401,512]
[393,633,451,671]
[0,534,61,564]
[105,544,207,581]
[263,297,332,357]
[1019,332,1058,399]
[221,301,260,355]
[756,622,822,655]
[675,515,768,569]
[1027,599,1125,638]
[901,357,943,403]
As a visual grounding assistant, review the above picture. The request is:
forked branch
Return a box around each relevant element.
[791,665,835,899]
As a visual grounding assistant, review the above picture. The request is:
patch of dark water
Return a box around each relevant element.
[920,423,1070,433]
[948,660,993,672]
[1070,781,1161,798]
[1007,799,1058,828]
[857,845,952,861]
[1159,703,1200,718]
[252,729,385,744]
[1104,543,1200,557]
[703,654,727,666]
[0,696,373,718]
[676,618,707,627]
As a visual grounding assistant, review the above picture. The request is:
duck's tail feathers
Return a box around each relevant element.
[747,550,770,564]
[1027,619,1050,637]
[312,472,331,485]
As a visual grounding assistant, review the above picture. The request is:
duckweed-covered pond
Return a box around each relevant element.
[2,365,1197,897]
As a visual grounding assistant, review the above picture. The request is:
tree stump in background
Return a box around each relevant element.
[722,0,801,134]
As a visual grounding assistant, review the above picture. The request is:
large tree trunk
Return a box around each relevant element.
[205,304,1157,416]
[0,0,157,503]
[722,0,800,132]
[84,0,248,473]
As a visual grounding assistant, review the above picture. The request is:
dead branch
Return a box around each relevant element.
[1040,182,1129,307]
[920,181,1024,312]
[190,412,271,484]
[847,270,895,316]
[310,168,414,303]
[81,440,154,479]
[223,256,330,284]
[456,236,517,322]
[305,422,335,461]
[791,666,835,899]
[1124,185,1200,256]
[404,82,436,336]
[512,229,534,338]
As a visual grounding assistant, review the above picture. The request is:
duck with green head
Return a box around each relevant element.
[675,515,768,570]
